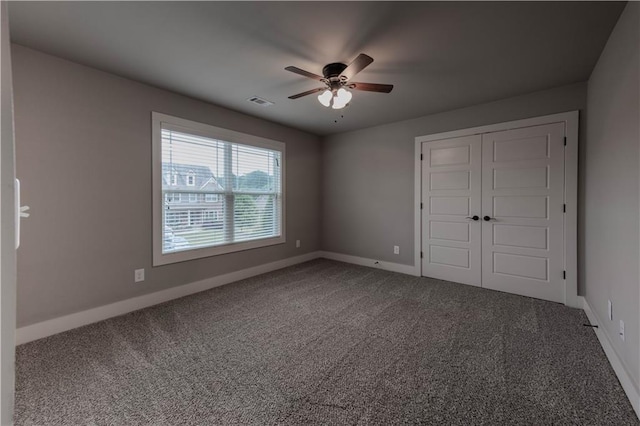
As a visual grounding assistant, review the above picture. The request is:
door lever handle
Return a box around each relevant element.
[466,215,480,221]
[483,216,495,221]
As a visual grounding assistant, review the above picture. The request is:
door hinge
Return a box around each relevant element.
[563,270,566,280]
[420,202,423,210]
[420,251,423,259]
[420,154,423,161]
[563,204,566,213]
[564,136,567,146]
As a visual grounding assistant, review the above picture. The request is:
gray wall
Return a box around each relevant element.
[12,45,322,327]
[1,4,16,424]
[584,3,639,389]
[322,82,587,277]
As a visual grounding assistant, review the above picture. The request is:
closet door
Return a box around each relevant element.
[481,123,565,303]
[421,135,482,286]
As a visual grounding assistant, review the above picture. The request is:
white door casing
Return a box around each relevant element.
[481,123,566,303]
[421,135,482,286]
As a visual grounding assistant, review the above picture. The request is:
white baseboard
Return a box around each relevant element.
[580,296,640,419]
[16,251,322,345]
[319,251,419,276]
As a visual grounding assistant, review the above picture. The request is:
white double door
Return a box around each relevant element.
[421,122,565,303]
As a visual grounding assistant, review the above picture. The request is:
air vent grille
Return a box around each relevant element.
[247,96,274,107]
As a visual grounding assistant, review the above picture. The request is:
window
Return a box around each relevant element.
[165,211,187,227]
[204,210,220,221]
[165,193,182,203]
[153,112,285,265]
[171,173,178,186]
[187,171,195,186]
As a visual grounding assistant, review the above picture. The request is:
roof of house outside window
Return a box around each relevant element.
[162,163,224,191]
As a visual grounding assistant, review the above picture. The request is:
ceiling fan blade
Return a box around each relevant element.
[288,87,325,99]
[341,54,374,80]
[285,66,324,81]
[349,82,394,93]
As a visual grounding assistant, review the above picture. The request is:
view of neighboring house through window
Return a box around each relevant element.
[153,112,285,265]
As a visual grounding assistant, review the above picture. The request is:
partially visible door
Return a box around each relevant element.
[421,135,482,286]
[481,123,565,302]
[1,2,17,424]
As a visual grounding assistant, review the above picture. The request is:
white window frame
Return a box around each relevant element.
[186,171,195,186]
[152,112,286,266]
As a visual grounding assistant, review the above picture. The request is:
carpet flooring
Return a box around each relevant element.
[14,259,639,425]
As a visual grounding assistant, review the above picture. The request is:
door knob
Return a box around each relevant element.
[466,215,479,221]
[483,216,492,221]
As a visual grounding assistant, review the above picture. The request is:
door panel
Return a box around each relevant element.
[430,197,469,215]
[493,136,549,162]
[493,196,548,218]
[481,123,565,302]
[494,167,548,189]
[421,136,481,286]
[430,245,470,268]
[493,224,548,249]
[493,253,548,280]
[430,171,469,190]
[430,145,470,166]
[430,221,470,242]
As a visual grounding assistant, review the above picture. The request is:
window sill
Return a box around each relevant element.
[153,235,286,266]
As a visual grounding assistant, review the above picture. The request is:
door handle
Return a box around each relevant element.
[466,215,479,221]
[483,216,494,221]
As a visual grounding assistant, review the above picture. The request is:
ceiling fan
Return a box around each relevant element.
[285,53,393,109]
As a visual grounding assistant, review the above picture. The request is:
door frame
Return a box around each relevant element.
[413,111,579,308]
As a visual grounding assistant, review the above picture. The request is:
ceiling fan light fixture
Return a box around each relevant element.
[328,88,353,109]
[332,99,347,110]
[336,88,352,103]
[318,90,332,107]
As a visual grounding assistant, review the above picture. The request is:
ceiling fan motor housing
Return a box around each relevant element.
[322,62,347,78]
[322,63,348,91]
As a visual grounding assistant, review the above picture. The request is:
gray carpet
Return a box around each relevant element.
[15,259,639,425]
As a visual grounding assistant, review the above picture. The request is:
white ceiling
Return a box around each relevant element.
[8,1,624,136]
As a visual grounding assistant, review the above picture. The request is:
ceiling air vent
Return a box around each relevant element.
[247,96,274,107]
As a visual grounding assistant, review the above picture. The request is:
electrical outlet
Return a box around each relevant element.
[134,268,145,283]
[393,245,400,255]
[619,320,625,341]
[296,240,301,248]
[608,300,613,321]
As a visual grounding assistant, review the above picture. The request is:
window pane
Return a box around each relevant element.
[163,198,226,253]
[161,127,282,256]
[232,145,281,193]
[234,194,278,242]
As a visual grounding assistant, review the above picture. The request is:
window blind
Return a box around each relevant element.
[161,128,282,254]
